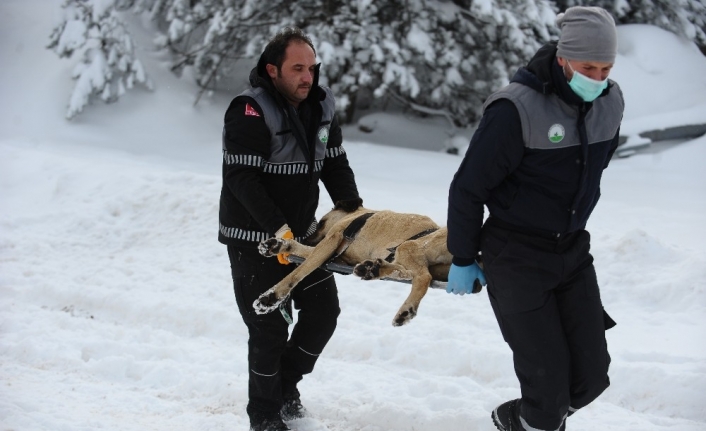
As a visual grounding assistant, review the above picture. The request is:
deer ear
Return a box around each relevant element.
[334,197,363,213]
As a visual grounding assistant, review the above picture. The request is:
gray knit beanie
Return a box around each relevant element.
[556,6,617,63]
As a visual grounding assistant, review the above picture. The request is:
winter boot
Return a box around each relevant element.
[491,399,525,431]
[281,387,307,421]
[249,412,290,431]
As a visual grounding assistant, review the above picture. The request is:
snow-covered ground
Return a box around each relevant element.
[1,1,705,430]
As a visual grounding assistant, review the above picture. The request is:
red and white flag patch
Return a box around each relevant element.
[244,103,260,117]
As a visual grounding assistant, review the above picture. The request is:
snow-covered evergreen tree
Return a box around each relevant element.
[134,0,295,103]
[48,0,152,119]
[48,0,559,125]
[47,0,704,123]
[308,0,557,126]
[555,0,706,51]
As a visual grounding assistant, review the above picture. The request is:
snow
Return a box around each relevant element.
[1,1,705,430]
[56,19,87,54]
[611,25,706,138]
[406,24,435,63]
[69,49,109,117]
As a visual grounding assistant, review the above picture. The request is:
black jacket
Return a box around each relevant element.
[218,54,360,247]
[447,43,624,264]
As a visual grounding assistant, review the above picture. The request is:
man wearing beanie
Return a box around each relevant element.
[446,6,623,431]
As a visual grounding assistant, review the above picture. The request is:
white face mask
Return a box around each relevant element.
[566,62,608,102]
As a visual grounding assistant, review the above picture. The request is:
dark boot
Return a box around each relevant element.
[281,386,307,421]
[491,399,524,431]
[249,412,290,431]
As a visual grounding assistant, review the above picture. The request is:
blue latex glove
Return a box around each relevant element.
[446,262,487,295]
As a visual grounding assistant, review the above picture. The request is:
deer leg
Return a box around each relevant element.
[258,237,316,259]
[253,231,344,314]
[392,270,432,326]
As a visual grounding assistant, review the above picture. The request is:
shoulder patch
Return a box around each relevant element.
[244,103,260,117]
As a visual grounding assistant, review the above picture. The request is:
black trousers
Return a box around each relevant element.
[227,245,340,419]
[480,219,615,431]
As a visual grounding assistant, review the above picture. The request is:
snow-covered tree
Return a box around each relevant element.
[48,0,558,125]
[47,0,704,123]
[307,0,557,126]
[161,0,287,103]
[48,0,152,119]
[555,0,706,51]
